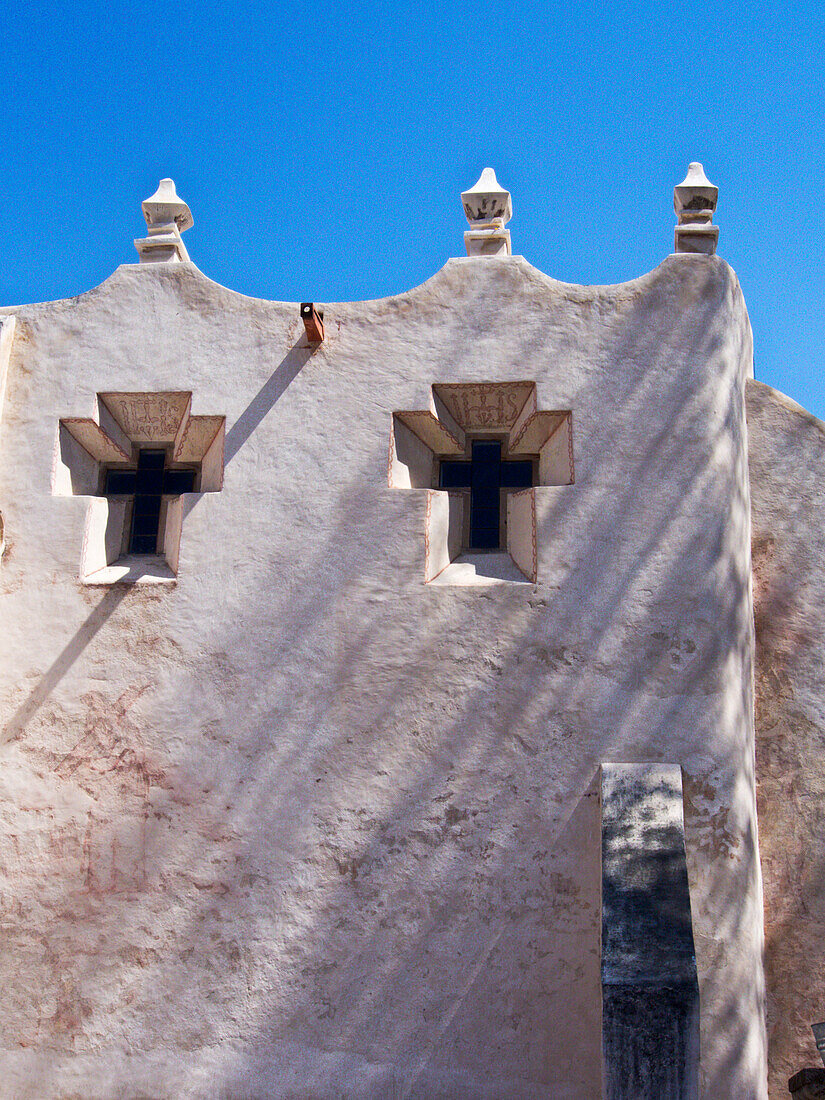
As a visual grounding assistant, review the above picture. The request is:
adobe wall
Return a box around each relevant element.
[0,254,761,1098]
[747,379,825,1099]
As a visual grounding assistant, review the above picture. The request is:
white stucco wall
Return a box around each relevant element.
[0,253,762,1098]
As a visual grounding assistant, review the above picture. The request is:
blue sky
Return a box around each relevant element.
[3,0,824,415]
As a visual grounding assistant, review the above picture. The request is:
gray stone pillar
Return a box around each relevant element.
[601,764,700,1100]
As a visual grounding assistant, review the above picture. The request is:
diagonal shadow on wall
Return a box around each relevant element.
[2,586,129,744]
[224,344,317,465]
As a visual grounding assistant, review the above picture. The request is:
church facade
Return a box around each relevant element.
[0,166,822,1099]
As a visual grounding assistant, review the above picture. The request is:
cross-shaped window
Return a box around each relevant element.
[103,448,197,554]
[439,440,534,549]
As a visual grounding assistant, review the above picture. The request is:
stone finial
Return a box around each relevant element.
[461,167,512,257]
[674,162,719,256]
[134,178,194,264]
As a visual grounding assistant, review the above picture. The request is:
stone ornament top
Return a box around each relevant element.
[461,166,513,225]
[134,178,194,264]
[461,167,512,258]
[674,162,719,256]
[126,164,722,271]
[142,178,194,232]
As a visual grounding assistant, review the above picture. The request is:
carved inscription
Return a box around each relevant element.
[434,383,532,430]
[101,392,190,442]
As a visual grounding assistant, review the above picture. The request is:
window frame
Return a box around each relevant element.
[437,433,537,551]
[100,444,200,557]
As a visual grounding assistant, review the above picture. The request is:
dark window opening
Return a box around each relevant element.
[103,448,197,555]
[439,440,533,550]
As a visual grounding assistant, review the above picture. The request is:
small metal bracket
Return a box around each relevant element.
[301,303,325,344]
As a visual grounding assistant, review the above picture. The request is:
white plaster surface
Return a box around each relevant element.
[0,253,762,1097]
[506,490,537,582]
